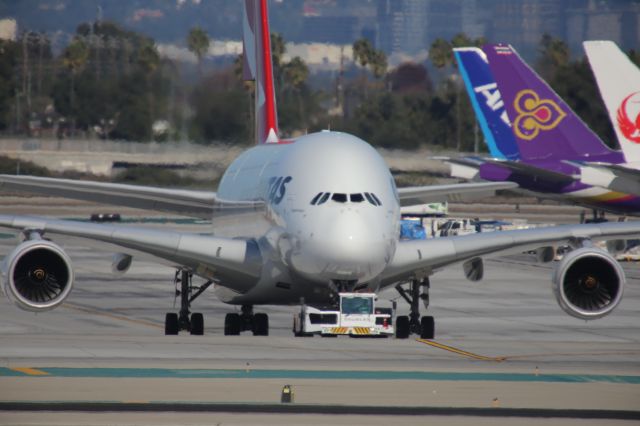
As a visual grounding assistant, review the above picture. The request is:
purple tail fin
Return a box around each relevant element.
[483,44,617,162]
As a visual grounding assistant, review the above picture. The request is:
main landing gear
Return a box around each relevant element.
[164,269,213,336]
[394,278,434,340]
[224,305,269,336]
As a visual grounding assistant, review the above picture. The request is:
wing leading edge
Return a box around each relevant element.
[0,175,264,219]
[0,215,262,294]
[398,181,517,206]
[382,221,640,286]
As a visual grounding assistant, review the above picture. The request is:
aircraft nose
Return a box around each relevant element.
[314,211,389,280]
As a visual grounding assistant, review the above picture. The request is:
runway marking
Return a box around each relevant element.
[1,367,639,383]
[62,302,163,329]
[9,367,49,376]
[416,339,506,362]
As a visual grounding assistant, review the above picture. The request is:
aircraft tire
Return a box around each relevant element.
[165,313,179,335]
[190,313,204,335]
[252,313,269,336]
[395,315,410,339]
[420,315,435,339]
[224,313,242,336]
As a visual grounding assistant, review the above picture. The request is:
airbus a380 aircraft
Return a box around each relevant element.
[0,0,638,340]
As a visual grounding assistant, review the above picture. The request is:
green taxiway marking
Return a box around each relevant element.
[1,367,639,384]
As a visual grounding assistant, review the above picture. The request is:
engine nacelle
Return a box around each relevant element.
[552,247,624,320]
[1,239,74,312]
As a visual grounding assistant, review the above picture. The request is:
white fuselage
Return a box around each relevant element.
[213,131,401,305]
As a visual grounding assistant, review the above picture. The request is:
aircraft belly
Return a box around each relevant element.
[214,273,332,305]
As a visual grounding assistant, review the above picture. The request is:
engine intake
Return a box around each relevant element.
[1,239,74,311]
[552,248,624,320]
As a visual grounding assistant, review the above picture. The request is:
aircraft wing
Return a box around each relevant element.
[483,159,577,185]
[577,162,640,197]
[0,215,262,294]
[381,221,639,286]
[0,175,264,219]
[397,181,517,206]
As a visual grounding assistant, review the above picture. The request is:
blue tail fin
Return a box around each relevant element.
[454,47,519,160]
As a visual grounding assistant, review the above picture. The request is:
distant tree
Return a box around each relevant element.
[388,62,432,94]
[429,33,484,150]
[61,37,89,134]
[353,38,372,71]
[429,38,453,69]
[370,50,387,80]
[187,26,210,78]
[282,56,309,123]
[0,40,19,131]
[270,32,285,69]
[537,34,570,81]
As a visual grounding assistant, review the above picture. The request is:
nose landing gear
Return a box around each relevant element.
[395,278,434,339]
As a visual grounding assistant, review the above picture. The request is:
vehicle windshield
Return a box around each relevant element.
[341,296,373,315]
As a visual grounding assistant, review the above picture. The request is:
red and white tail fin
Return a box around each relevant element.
[584,41,640,165]
[243,0,280,144]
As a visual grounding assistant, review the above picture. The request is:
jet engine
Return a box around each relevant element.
[1,239,74,312]
[552,247,624,320]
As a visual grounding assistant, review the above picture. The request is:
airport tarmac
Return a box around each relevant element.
[0,214,639,425]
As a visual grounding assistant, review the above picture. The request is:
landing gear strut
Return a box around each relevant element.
[224,304,269,336]
[395,278,434,339]
[164,269,213,336]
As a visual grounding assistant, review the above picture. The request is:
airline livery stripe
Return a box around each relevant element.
[259,0,277,141]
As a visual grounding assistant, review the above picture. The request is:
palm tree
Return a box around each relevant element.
[187,26,210,79]
[62,37,89,136]
[137,41,160,139]
[283,56,309,122]
[370,50,387,80]
[352,38,373,98]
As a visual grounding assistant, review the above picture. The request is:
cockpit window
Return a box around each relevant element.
[364,192,377,206]
[310,193,323,205]
[317,192,330,205]
[350,193,364,203]
[313,192,380,206]
[332,193,348,203]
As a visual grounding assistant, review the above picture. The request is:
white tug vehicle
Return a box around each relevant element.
[293,293,395,337]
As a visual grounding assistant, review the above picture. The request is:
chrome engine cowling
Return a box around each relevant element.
[552,247,624,320]
[1,239,74,311]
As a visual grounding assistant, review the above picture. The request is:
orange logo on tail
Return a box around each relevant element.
[512,90,566,141]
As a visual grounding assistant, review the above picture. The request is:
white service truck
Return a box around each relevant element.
[292,292,394,337]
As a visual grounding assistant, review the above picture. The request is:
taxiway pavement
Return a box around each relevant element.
[0,217,639,425]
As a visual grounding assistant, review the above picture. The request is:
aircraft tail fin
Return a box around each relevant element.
[453,47,519,160]
[584,40,640,164]
[483,44,616,162]
[243,0,280,144]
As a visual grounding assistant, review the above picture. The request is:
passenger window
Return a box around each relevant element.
[318,193,330,205]
[332,193,347,203]
[371,193,382,206]
[310,193,323,205]
[350,193,364,203]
